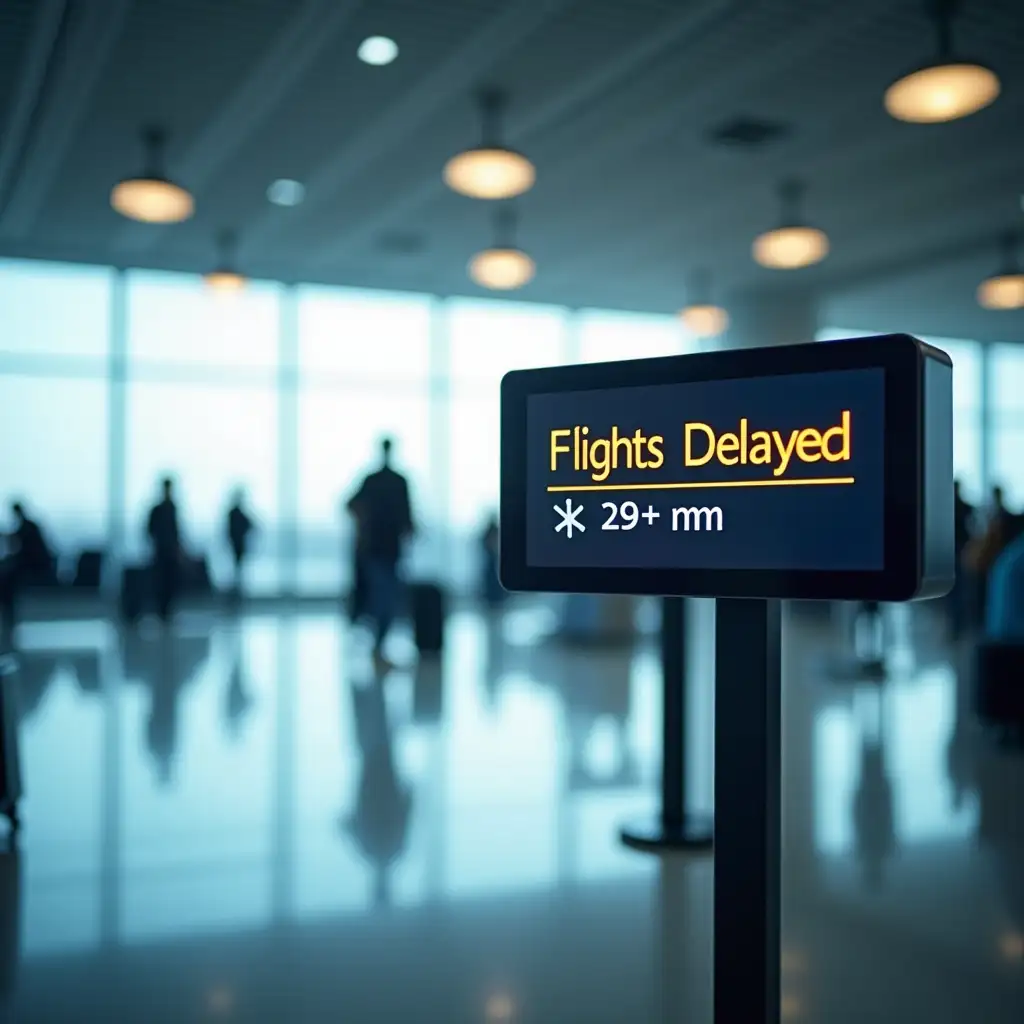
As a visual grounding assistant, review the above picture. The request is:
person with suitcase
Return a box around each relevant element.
[346,438,414,669]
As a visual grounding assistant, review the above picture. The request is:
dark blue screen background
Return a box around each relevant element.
[525,367,885,571]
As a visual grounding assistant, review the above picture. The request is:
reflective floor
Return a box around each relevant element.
[0,600,1021,1022]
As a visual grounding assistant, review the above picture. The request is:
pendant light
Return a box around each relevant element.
[977,231,1024,310]
[468,204,535,290]
[111,127,194,224]
[679,269,730,337]
[752,179,830,270]
[204,230,247,293]
[884,0,999,124]
[444,89,535,200]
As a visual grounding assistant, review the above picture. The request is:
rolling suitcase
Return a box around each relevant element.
[72,550,104,590]
[410,582,445,654]
[120,565,150,624]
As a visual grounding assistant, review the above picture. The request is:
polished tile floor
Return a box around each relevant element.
[0,599,1021,1022]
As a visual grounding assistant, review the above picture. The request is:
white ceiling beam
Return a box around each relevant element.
[0,0,131,240]
[113,0,364,255]
[0,0,67,206]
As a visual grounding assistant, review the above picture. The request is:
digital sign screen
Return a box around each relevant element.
[500,334,954,602]
[525,367,885,572]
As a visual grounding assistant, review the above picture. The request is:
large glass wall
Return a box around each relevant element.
[990,344,1024,507]
[932,337,984,505]
[124,272,282,592]
[0,261,112,559]
[0,260,1010,596]
[446,299,570,588]
[296,287,435,591]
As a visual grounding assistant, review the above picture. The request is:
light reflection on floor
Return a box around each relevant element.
[1,600,1021,1022]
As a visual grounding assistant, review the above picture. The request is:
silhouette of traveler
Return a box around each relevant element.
[226,488,256,598]
[479,513,505,609]
[986,531,1024,641]
[950,480,977,636]
[147,477,181,623]
[1,502,55,638]
[967,484,1018,626]
[346,438,414,665]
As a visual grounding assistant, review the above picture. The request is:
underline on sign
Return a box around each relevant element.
[546,477,856,493]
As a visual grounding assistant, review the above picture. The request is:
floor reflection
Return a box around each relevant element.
[0,601,1020,1021]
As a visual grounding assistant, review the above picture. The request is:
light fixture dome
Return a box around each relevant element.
[469,247,535,290]
[753,180,829,270]
[977,232,1024,310]
[111,127,193,224]
[977,274,1024,310]
[753,225,830,270]
[111,177,194,224]
[444,147,535,201]
[884,1,1000,123]
[444,89,535,200]
[203,269,247,293]
[885,61,999,123]
[680,303,730,338]
[204,230,247,293]
[468,204,534,290]
[678,269,729,337]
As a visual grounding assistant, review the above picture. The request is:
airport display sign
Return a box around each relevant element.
[500,334,954,602]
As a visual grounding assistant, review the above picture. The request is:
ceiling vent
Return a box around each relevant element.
[708,116,790,149]
[375,231,426,255]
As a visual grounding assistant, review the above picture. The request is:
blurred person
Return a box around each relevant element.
[965,485,1014,627]
[225,488,256,598]
[0,502,56,639]
[479,513,505,609]
[147,477,182,623]
[950,480,977,637]
[346,437,414,668]
[955,480,977,556]
[985,529,1024,642]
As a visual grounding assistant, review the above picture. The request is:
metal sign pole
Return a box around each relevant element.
[714,597,782,1024]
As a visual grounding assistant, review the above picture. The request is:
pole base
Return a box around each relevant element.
[619,814,714,854]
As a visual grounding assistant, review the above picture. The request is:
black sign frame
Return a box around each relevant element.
[500,333,952,603]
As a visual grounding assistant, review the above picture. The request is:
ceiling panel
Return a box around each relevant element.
[0,0,1019,339]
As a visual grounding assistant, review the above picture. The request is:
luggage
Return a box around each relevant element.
[182,555,213,595]
[120,565,150,624]
[410,582,446,654]
[0,662,23,832]
[72,550,104,590]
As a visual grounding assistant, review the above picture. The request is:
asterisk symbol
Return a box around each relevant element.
[554,498,585,538]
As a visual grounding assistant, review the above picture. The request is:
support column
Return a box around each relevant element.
[278,286,299,596]
[428,298,451,580]
[106,269,128,579]
[724,286,820,350]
